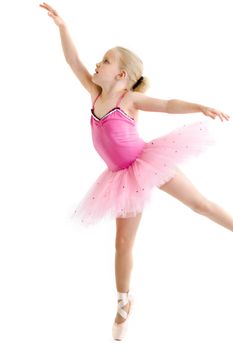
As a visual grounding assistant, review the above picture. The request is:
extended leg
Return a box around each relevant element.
[159,167,233,232]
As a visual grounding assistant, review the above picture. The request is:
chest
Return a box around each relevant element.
[90,91,139,122]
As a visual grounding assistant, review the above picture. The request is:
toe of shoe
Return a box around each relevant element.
[112,321,128,340]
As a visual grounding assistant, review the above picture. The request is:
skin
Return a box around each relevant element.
[92,50,233,326]
[40,2,233,326]
[92,49,130,99]
[94,49,233,327]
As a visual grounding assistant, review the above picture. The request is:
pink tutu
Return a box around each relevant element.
[71,120,215,227]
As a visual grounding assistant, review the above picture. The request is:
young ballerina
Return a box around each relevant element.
[40,2,232,341]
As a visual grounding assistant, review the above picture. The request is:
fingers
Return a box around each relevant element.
[39,2,58,15]
[224,115,230,121]
[220,113,225,121]
[219,114,224,122]
[206,108,231,122]
[217,111,230,122]
[39,3,49,9]
[207,110,217,119]
[40,2,52,10]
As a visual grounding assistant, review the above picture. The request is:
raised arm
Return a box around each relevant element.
[39,2,97,94]
[58,24,96,94]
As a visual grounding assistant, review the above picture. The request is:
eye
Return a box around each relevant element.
[104,59,109,63]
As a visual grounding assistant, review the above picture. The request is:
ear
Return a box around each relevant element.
[117,70,128,80]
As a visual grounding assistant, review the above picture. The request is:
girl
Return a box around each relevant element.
[40,2,232,341]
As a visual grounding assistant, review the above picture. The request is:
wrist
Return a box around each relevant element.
[198,104,206,113]
[58,21,67,29]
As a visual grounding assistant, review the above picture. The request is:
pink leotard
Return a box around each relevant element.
[90,90,146,171]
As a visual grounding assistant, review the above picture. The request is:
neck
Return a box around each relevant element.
[100,87,128,100]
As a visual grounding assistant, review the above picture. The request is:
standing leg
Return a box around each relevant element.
[114,212,142,324]
[159,167,233,232]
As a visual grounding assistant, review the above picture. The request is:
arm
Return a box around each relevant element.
[132,92,168,113]
[40,3,96,94]
[132,92,202,113]
[133,92,230,122]
[59,24,95,93]
[166,99,203,113]
[166,99,230,121]
[58,24,79,64]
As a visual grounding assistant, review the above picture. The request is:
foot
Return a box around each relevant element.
[114,298,132,324]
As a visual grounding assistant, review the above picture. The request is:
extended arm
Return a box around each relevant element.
[166,99,203,113]
[133,92,230,122]
[166,99,230,122]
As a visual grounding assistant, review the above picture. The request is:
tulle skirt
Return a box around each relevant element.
[71,120,215,227]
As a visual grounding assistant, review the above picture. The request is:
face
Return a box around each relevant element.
[92,50,126,86]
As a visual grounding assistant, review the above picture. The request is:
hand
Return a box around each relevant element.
[39,2,65,27]
[200,105,231,122]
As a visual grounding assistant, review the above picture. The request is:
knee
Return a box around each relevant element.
[191,198,212,215]
[115,233,132,254]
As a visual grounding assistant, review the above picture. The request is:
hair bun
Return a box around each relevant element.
[132,75,144,89]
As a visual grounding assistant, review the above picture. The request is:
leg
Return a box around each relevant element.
[159,167,233,232]
[114,212,142,323]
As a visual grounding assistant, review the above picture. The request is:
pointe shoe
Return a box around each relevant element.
[112,291,134,341]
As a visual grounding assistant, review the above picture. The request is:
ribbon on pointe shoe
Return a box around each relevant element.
[117,291,131,319]
[112,291,134,341]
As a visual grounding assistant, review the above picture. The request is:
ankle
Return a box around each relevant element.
[117,291,130,303]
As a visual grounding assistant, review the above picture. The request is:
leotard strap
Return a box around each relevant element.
[116,90,128,108]
[92,92,101,109]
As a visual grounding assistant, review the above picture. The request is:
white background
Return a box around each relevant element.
[1,0,233,349]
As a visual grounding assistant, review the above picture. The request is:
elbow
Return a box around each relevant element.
[164,100,169,113]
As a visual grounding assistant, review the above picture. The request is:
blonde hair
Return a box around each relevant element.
[113,46,150,93]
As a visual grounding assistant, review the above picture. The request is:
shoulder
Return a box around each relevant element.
[129,91,144,109]
[123,90,140,121]
[129,91,168,113]
[124,91,146,112]
[124,91,143,114]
